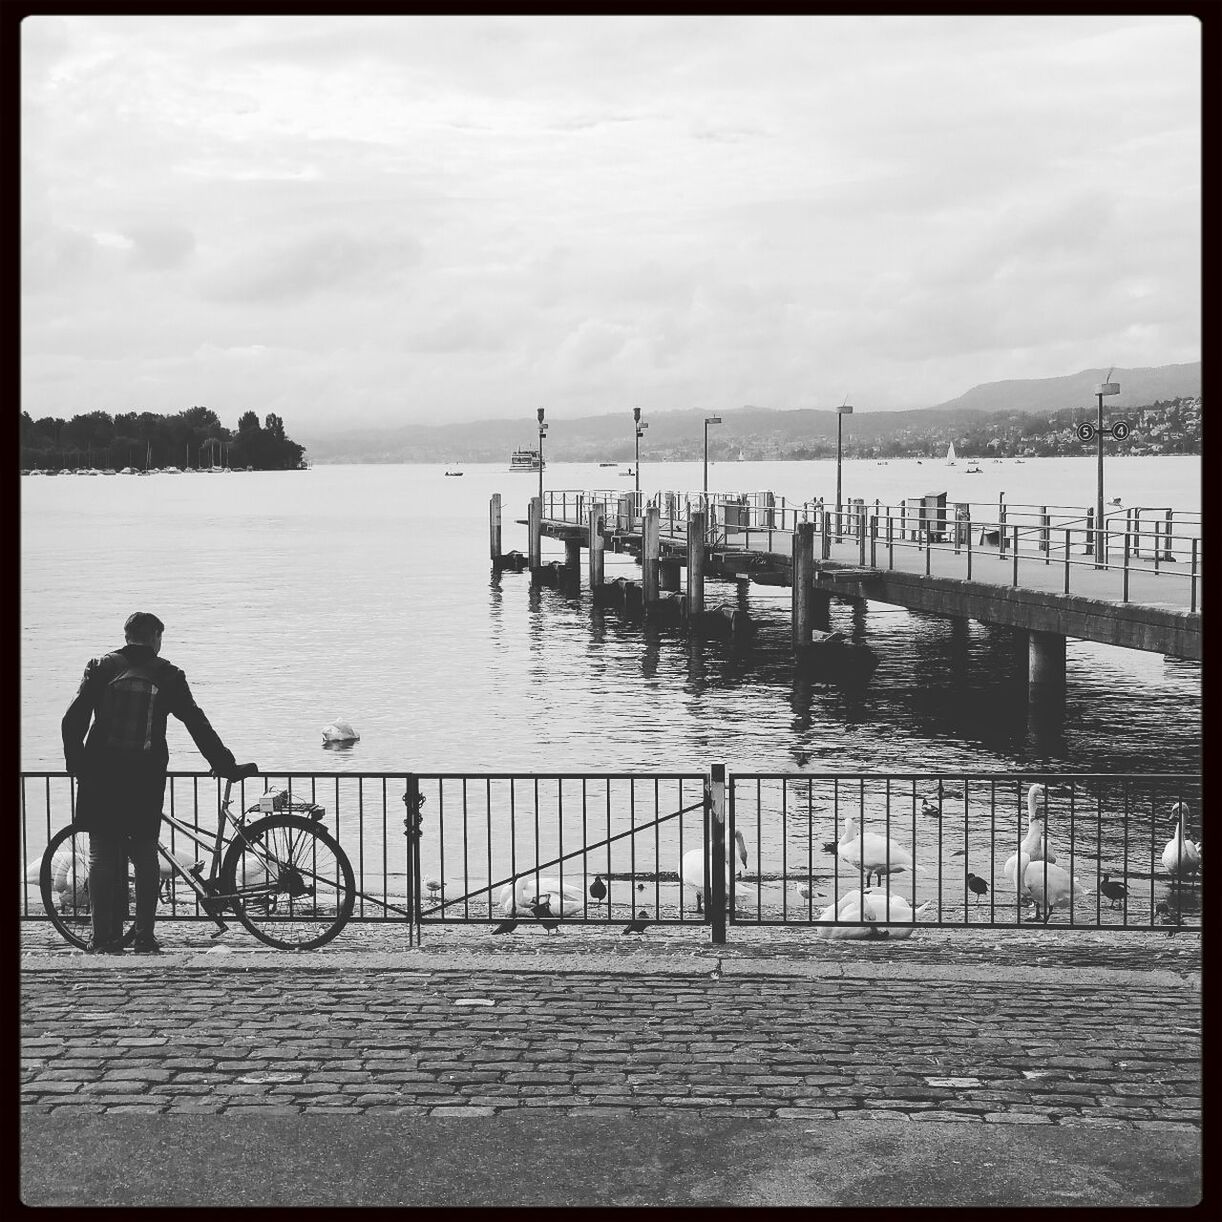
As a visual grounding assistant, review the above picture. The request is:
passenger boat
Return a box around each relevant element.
[509,448,545,473]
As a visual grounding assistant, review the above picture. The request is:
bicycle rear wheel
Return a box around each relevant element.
[220,814,355,950]
[39,826,136,950]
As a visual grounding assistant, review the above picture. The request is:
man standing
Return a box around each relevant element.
[62,612,244,954]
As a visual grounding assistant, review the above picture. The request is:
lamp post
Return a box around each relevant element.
[835,404,854,539]
[633,407,648,498]
[536,407,547,512]
[703,415,722,506]
[1093,379,1119,567]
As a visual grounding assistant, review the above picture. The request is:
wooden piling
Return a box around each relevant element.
[565,537,582,577]
[792,521,815,651]
[659,559,681,592]
[588,506,605,589]
[687,510,706,618]
[489,493,502,561]
[643,504,660,608]
[528,496,541,571]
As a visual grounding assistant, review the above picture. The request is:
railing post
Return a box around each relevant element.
[1085,507,1095,558]
[820,505,831,561]
[1191,538,1198,612]
[1064,529,1071,595]
[403,773,423,946]
[998,495,1007,557]
[687,510,706,619]
[708,762,727,945]
[1123,531,1131,603]
[869,513,877,568]
[1164,510,1174,562]
[588,506,605,589]
[1132,508,1141,559]
[858,503,867,566]
[643,504,660,609]
[528,496,541,571]
[887,511,894,570]
[1012,525,1019,586]
[966,518,972,581]
[1040,506,1049,559]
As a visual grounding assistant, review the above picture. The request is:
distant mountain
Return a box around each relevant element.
[924,362,1200,416]
[298,361,1200,463]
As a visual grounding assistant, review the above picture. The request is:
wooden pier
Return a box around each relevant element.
[490,488,1202,705]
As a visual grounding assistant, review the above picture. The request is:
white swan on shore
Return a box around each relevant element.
[837,815,912,887]
[1161,802,1201,882]
[814,888,932,939]
[497,876,585,918]
[681,829,749,913]
[1003,784,1056,892]
[1019,825,1092,922]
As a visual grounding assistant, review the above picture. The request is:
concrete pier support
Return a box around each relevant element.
[792,522,815,650]
[687,511,706,618]
[1027,629,1066,700]
[489,494,502,561]
[588,507,605,589]
[528,496,541,570]
[659,560,681,592]
[643,505,660,608]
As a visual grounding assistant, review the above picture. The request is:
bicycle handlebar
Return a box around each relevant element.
[213,762,260,781]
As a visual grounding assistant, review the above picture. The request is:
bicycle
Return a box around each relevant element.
[39,764,356,951]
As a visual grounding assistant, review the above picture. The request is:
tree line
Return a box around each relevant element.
[20,407,306,471]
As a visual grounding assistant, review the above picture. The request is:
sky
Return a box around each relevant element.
[20,14,1201,434]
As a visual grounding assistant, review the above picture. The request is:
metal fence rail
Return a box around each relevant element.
[21,769,1201,941]
[729,772,1202,932]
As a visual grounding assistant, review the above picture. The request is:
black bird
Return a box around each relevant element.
[622,912,650,935]
[1099,873,1128,909]
[1155,900,1185,935]
[709,957,723,981]
[589,874,607,902]
[821,839,838,854]
[492,920,518,935]
[796,751,811,767]
[528,896,562,934]
[966,873,989,904]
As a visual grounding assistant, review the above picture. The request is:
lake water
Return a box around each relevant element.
[20,455,1201,781]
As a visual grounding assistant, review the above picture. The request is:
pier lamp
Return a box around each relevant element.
[633,407,648,498]
[703,415,722,505]
[536,407,548,511]
[835,404,854,540]
[1094,379,1119,568]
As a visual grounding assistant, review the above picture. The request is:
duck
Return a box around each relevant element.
[1161,803,1201,883]
[588,874,607,901]
[966,873,989,904]
[681,828,749,913]
[1098,873,1127,909]
[322,720,360,745]
[920,799,940,819]
[836,815,912,887]
[1003,784,1057,892]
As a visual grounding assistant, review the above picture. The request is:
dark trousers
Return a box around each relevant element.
[88,831,159,946]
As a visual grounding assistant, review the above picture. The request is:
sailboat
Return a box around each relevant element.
[945,441,957,467]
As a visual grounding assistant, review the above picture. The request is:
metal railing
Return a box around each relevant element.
[21,769,1201,940]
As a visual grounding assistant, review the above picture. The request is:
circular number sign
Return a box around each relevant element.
[1111,420,1131,441]
[1076,423,1096,442]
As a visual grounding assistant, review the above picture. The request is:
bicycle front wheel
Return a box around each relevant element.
[220,814,355,950]
[39,825,136,951]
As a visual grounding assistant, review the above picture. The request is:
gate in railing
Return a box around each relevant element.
[21,769,1201,942]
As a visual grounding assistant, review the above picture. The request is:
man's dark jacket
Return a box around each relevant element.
[62,644,236,839]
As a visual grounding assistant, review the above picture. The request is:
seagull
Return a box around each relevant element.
[966,873,989,904]
[1098,873,1128,909]
[589,874,607,901]
[709,958,723,981]
[425,877,443,898]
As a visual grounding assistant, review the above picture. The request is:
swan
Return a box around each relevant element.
[836,815,912,887]
[497,875,585,918]
[681,828,749,913]
[1161,803,1201,882]
[815,888,932,939]
[1003,784,1057,891]
[1021,856,1092,923]
[322,720,360,745]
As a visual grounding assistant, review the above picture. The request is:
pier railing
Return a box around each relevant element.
[21,769,1201,941]
[542,490,1201,610]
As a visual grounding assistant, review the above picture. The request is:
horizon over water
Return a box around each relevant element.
[21,456,1200,785]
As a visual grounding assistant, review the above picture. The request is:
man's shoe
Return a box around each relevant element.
[132,938,162,955]
[85,941,126,955]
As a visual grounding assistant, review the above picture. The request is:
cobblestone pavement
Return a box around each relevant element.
[21,924,1201,1127]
